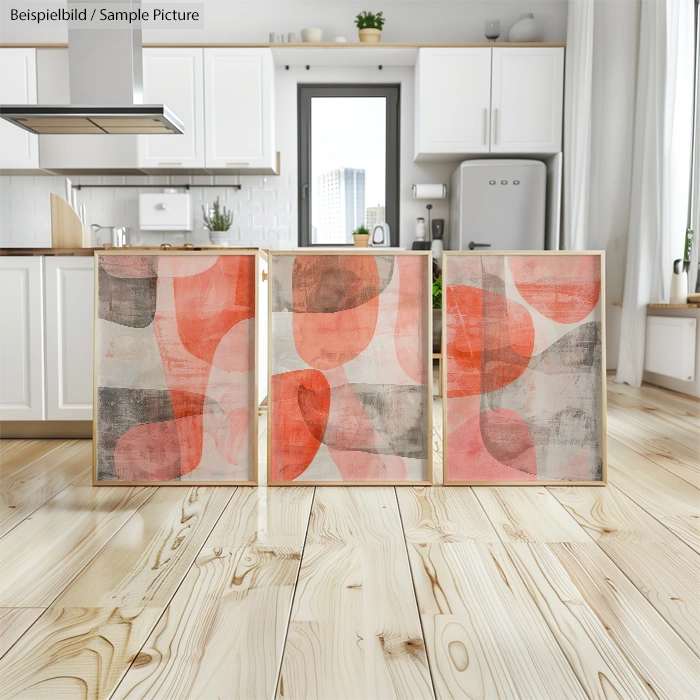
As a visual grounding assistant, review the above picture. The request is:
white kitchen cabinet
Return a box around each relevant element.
[204,48,276,171]
[44,257,94,420]
[491,48,564,154]
[414,47,564,160]
[414,48,492,160]
[139,48,205,171]
[0,257,45,420]
[0,49,40,172]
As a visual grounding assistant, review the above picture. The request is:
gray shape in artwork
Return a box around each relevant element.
[98,262,158,328]
[271,254,295,312]
[375,256,395,294]
[482,322,603,481]
[350,383,429,460]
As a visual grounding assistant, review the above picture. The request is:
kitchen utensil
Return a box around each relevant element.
[288,32,297,42]
[50,194,91,248]
[91,223,129,248]
[371,222,390,247]
[432,219,444,240]
[670,259,689,304]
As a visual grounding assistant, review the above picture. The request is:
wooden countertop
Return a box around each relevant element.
[1,247,266,257]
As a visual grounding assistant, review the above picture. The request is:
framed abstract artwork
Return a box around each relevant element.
[443,251,606,485]
[269,251,433,485]
[93,250,262,485]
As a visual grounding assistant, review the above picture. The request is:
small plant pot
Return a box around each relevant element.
[358,28,382,43]
[209,230,230,246]
[353,234,370,247]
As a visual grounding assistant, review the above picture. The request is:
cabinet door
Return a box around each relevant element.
[414,48,491,160]
[139,49,205,170]
[44,257,94,420]
[0,257,45,420]
[204,48,276,170]
[0,49,39,171]
[491,48,564,154]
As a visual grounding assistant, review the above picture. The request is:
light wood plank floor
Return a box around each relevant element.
[0,380,698,699]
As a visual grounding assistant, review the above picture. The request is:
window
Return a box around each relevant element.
[298,85,400,246]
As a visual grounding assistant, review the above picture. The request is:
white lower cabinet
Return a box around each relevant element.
[0,256,94,422]
[0,257,45,420]
[44,257,94,420]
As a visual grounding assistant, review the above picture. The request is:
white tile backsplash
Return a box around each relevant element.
[0,174,294,248]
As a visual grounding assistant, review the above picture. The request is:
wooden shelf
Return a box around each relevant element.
[648,303,700,309]
[0,41,566,49]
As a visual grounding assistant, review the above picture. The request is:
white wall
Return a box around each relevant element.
[0,1,568,44]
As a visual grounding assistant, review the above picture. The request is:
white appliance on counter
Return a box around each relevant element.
[449,159,546,251]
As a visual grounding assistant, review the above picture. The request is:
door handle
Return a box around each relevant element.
[302,183,309,200]
[483,109,488,145]
[468,242,492,250]
[493,108,499,145]
[226,162,250,167]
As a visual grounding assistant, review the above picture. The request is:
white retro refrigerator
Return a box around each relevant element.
[449,159,547,251]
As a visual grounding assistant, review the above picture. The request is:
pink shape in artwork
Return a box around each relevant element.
[211,318,255,373]
[447,408,537,482]
[114,418,185,481]
[394,255,427,384]
[509,256,601,324]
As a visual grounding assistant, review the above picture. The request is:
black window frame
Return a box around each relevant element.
[297,84,400,247]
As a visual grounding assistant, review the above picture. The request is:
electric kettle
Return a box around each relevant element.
[371,222,390,247]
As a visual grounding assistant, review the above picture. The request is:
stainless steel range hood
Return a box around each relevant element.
[0,0,184,135]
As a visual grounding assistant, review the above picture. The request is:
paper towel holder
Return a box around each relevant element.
[412,183,447,199]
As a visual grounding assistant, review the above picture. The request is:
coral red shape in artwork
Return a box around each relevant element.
[271,369,331,481]
[446,285,534,397]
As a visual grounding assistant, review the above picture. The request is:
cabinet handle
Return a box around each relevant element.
[483,109,487,145]
[226,162,249,167]
[494,108,499,145]
[158,162,183,166]
[262,270,269,282]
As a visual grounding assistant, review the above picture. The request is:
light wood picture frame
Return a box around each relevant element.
[268,250,434,486]
[93,249,262,486]
[442,250,607,486]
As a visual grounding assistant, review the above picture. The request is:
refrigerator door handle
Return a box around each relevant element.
[483,109,488,145]
[468,242,492,250]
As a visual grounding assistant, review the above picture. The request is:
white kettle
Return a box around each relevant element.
[371,222,391,247]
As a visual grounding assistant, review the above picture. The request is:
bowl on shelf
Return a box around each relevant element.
[301,28,323,43]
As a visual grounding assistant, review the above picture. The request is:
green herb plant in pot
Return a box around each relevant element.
[352,225,371,247]
[432,272,442,353]
[356,11,385,43]
[202,197,233,246]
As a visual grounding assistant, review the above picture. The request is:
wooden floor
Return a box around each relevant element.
[0,379,698,699]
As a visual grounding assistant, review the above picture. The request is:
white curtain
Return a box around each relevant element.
[615,0,695,386]
[562,0,595,251]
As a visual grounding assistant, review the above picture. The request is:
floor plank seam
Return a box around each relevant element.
[0,440,78,482]
[105,486,242,700]
[0,485,162,664]
[273,486,317,700]
[393,486,438,700]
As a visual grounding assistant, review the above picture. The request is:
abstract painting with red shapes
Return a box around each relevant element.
[444,253,605,484]
[269,253,431,484]
[95,253,257,483]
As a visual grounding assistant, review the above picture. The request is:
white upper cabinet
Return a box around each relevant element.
[44,257,94,420]
[415,48,492,160]
[139,48,205,170]
[0,257,45,420]
[414,47,564,159]
[0,49,39,172]
[204,48,276,171]
[490,48,564,154]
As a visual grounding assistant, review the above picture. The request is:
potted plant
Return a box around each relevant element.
[202,197,233,246]
[355,11,385,43]
[352,225,371,247]
[432,270,442,353]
